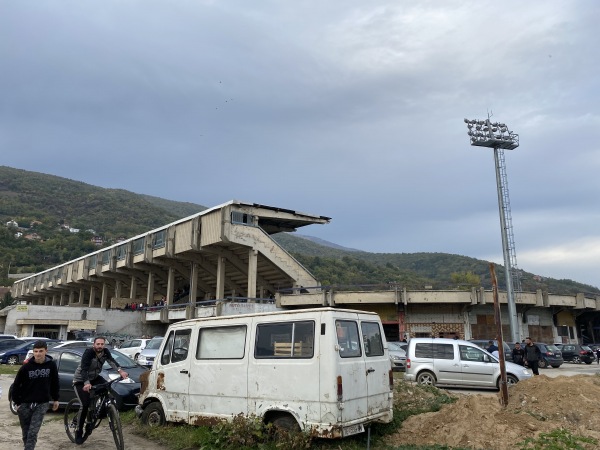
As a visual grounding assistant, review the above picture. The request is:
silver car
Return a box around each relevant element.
[405,338,532,388]
[136,337,163,368]
[388,341,407,371]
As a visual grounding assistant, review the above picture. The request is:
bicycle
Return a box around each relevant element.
[64,378,125,450]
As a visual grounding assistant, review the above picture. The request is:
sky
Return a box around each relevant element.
[1,1,599,288]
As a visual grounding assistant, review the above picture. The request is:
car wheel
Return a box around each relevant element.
[585,360,592,365]
[8,385,18,415]
[270,415,301,433]
[538,359,547,369]
[141,402,165,427]
[416,371,436,386]
[505,375,518,387]
[134,353,140,361]
[572,356,581,364]
[7,355,19,365]
[551,365,561,368]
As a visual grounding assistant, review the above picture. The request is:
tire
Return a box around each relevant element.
[64,398,81,444]
[416,371,436,386]
[551,365,561,368]
[7,355,19,365]
[585,361,592,365]
[506,375,518,387]
[107,403,124,450]
[141,402,166,427]
[270,415,301,433]
[134,353,140,361]
[8,385,17,415]
[572,356,581,364]
[538,359,547,369]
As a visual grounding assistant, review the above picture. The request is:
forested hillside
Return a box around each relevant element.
[0,166,598,296]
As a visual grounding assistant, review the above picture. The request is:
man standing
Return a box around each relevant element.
[486,340,498,354]
[512,342,525,366]
[12,340,59,450]
[524,337,542,375]
[72,336,128,444]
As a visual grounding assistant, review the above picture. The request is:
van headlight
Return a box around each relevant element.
[390,355,401,361]
[138,355,147,363]
[522,369,530,375]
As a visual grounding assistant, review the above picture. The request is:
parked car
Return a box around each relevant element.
[137,337,163,368]
[0,339,62,365]
[405,338,532,388]
[0,334,18,340]
[554,344,594,364]
[0,339,26,351]
[8,347,148,414]
[24,340,93,362]
[118,338,152,361]
[469,339,513,362]
[388,341,407,372]
[507,342,563,369]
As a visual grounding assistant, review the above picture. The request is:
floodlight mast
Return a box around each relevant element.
[464,117,521,344]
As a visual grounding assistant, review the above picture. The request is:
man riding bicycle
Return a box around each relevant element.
[72,336,128,445]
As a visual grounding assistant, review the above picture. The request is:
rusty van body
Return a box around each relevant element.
[135,307,393,438]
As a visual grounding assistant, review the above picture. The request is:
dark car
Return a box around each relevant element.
[8,347,148,414]
[508,342,563,369]
[555,343,594,364]
[0,339,26,352]
[469,339,513,362]
[0,340,60,365]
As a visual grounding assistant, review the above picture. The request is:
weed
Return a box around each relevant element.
[518,428,597,450]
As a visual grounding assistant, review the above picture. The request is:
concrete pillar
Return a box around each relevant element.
[60,292,66,306]
[247,249,258,299]
[190,263,198,305]
[79,288,85,305]
[130,276,137,300]
[52,295,58,306]
[216,256,226,300]
[115,281,122,301]
[89,286,96,308]
[45,295,51,306]
[146,272,155,305]
[101,283,108,309]
[167,267,175,306]
[69,290,75,305]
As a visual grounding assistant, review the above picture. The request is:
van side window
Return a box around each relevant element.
[336,320,361,358]
[255,321,314,358]
[460,345,487,362]
[160,329,191,365]
[361,321,384,357]
[414,343,455,359]
[197,325,247,359]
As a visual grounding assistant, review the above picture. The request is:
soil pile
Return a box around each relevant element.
[387,375,600,449]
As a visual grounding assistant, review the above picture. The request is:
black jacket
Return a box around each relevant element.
[512,347,525,364]
[12,355,59,405]
[524,343,541,362]
[73,347,120,385]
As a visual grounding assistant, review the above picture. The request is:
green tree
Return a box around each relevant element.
[451,271,481,289]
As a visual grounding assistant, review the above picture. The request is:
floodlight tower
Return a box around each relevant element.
[464,117,522,344]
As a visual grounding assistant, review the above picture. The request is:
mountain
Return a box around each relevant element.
[0,166,598,296]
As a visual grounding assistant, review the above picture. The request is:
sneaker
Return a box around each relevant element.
[75,430,83,445]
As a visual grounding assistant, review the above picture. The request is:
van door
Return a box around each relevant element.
[335,319,367,423]
[188,324,249,421]
[155,328,193,422]
[459,344,497,386]
[360,321,392,416]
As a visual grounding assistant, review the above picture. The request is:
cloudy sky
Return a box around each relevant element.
[1,1,599,288]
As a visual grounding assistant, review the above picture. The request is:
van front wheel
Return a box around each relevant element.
[141,402,166,428]
[538,359,547,369]
[416,371,436,386]
[270,415,301,433]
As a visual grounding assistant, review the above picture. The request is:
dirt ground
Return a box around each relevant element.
[386,374,600,449]
[0,373,164,450]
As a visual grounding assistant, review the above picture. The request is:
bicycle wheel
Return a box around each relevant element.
[64,398,81,443]
[107,403,124,450]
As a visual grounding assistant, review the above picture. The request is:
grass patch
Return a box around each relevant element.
[0,365,20,375]
[518,428,598,449]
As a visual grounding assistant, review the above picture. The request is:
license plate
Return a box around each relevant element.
[343,424,365,437]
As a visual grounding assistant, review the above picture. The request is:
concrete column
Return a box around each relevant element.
[216,256,226,300]
[52,295,58,306]
[166,268,175,305]
[114,281,122,301]
[101,283,108,309]
[247,249,258,299]
[69,290,75,305]
[190,263,198,305]
[79,288,85,305]
[89,286,96,308]
[146,272,155,305]
[60,292,66,306]
[130,276,137,300]
[45,296,51,306]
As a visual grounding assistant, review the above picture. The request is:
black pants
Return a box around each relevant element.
[526,359,539,375]
[74,378,105,433]
[18,402,49,450]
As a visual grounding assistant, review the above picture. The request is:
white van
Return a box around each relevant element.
[136,307,393,438]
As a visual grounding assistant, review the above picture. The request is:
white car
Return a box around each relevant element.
[118,338,152,361]
[25,340,92,361]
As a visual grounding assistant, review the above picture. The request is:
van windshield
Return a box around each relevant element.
[146,338,163,350]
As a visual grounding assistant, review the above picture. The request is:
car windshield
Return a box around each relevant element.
[546,345,560,352]
[582,345,593,352]
[0,340,25,349]
[145,338,163,350]
[103,349,137,369]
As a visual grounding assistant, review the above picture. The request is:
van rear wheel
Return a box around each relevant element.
[416,371,436,386]
[270,415,301,433]
[141,402,166,427]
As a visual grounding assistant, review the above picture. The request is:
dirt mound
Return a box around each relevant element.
[387,375,600,449]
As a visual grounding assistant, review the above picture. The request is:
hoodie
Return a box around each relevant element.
[12,355,59,405]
